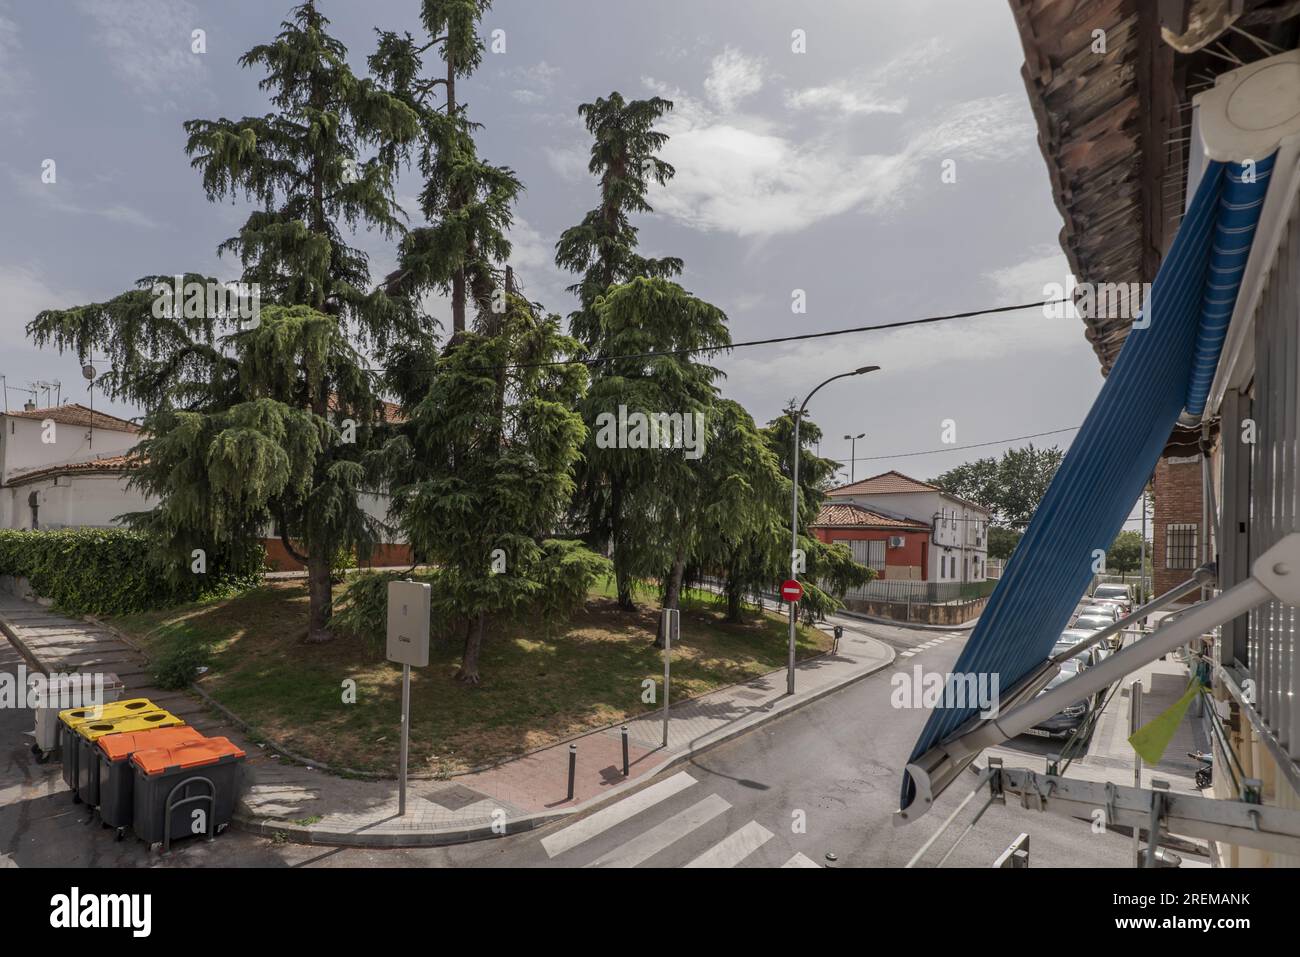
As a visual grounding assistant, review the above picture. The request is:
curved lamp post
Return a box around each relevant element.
[788,366,880,695]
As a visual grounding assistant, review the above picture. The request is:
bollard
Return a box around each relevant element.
[621,726,629,777]
[567,743,577,801]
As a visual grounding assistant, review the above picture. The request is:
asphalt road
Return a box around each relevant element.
[1,617,1135,868]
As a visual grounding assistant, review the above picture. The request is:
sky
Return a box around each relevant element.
[0,0,1107,489]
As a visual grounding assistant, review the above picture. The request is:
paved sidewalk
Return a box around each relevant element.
[0,592,893,848]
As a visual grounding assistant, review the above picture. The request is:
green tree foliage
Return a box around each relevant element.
[384,293,591,682]
[371,0,521,333]
[554,92,683,350]
[987,525,1022,561]
[1106,529,1146,579]
[27,2,421,642]
[581,278,729,620]
[931,443,1064,529]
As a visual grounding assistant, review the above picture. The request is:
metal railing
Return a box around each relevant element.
[840,577,997,604]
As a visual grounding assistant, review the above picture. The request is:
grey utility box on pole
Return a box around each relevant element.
[388,579,431,816]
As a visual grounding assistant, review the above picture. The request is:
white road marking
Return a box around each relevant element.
[900,650,916,657]
[684,820,774,868]
[781,852,821,868]
[541,771,696,858]
[586,793,730,868]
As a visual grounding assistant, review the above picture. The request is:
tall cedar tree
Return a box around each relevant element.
[384,294,589,682]
[555,94,683,609]
[762,410,872,622]
[27,2,421,643]
[582,277,729,639]
[372,0,521,333]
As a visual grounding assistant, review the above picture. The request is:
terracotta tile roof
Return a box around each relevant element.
[326,396,406,424]
[6,403,140,434]
[811,503,929,530]
[827,470,938,496]
[6,453,142,486]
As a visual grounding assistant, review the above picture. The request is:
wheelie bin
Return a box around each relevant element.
[131,737,246,851]
[75,709,185,806]
[58,698,158,797]
[30,671,123,764]
[96,726,205,839]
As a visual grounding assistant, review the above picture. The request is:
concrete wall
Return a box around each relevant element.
[843,594,986,625]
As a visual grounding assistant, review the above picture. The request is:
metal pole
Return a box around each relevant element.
[1130,679,1143,866]
[788,412,801,697]
[566,744,577,801]
[1140,483,1148,610]
[622,726,629,777]
[399,662,410,816]
[662,608,675,747]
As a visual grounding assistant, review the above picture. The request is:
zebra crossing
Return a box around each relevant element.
[539,771,821,868]
[897,631,964,658]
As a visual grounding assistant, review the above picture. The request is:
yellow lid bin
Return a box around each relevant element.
[58,698,161,795]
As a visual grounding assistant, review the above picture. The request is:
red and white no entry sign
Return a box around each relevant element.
[781,579,803,602]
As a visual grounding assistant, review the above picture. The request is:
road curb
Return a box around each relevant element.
[836,609,980,632]
[232,641,898,849]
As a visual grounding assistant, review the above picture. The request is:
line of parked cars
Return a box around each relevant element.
[1023,582,1137,743]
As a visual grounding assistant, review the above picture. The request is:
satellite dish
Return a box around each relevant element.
[81,364,96,380]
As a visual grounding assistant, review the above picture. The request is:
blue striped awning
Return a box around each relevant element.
[900,154,1274,813]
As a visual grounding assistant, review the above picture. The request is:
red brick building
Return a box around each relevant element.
[809,503,930,580]
[1151,454,1204,599]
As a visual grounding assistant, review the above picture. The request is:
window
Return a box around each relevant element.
[849,539,886,570]
[1165,523,1198,569]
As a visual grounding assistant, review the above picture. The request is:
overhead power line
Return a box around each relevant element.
[847,426,1081,463]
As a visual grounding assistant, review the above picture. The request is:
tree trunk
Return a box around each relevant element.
[305,549,334,643]
[655,550,686,648]
[457,610,484,684]
[725,584,743,623]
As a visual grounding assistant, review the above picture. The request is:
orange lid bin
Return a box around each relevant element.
[98,726,206,762]
[131,737,247,776]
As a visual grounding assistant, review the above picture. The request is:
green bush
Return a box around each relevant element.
[333,540,611,645]
[150,636,212,690]
[0,528,263,617]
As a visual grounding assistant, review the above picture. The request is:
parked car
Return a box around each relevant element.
[1025,657,1095,741]
[1091,583,1134,615]
[1052,629,1105,666]
[1073,612,1115,631]
[1077,603,1120,622]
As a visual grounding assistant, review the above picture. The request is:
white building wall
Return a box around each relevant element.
[831,489,989,581]
[1,415,140,483]
[5,474,156,530]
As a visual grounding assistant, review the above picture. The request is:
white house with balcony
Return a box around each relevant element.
[825,470,991,582]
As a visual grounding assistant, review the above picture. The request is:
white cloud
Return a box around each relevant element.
[510,60,560,105]
[76,0,208,108]
[703,47,763,113]
[644,75,1033,237]
[504,215,571,310]
[0,264,87,343]
[785,39,944,118]
[985,244,1073,302]
[0,1,31,126]
[7,166,161,230]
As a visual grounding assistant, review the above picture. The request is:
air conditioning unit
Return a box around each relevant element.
[887,536,905,549]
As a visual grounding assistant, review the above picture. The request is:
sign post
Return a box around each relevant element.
[387,579,431,817]
[781,579,804,695]
[661,608,678,747]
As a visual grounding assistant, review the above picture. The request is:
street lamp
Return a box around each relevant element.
[787,366,880,695]
[844,432,865,483]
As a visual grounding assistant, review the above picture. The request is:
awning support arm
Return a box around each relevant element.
[898,532,1300,823]
[989,768,1300,858]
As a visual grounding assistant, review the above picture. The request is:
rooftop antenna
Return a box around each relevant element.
[82,362,97,449]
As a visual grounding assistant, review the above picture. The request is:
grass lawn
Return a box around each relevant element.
[112,580,828,775]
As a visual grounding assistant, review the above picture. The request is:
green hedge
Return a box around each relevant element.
[0,528,263,617]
